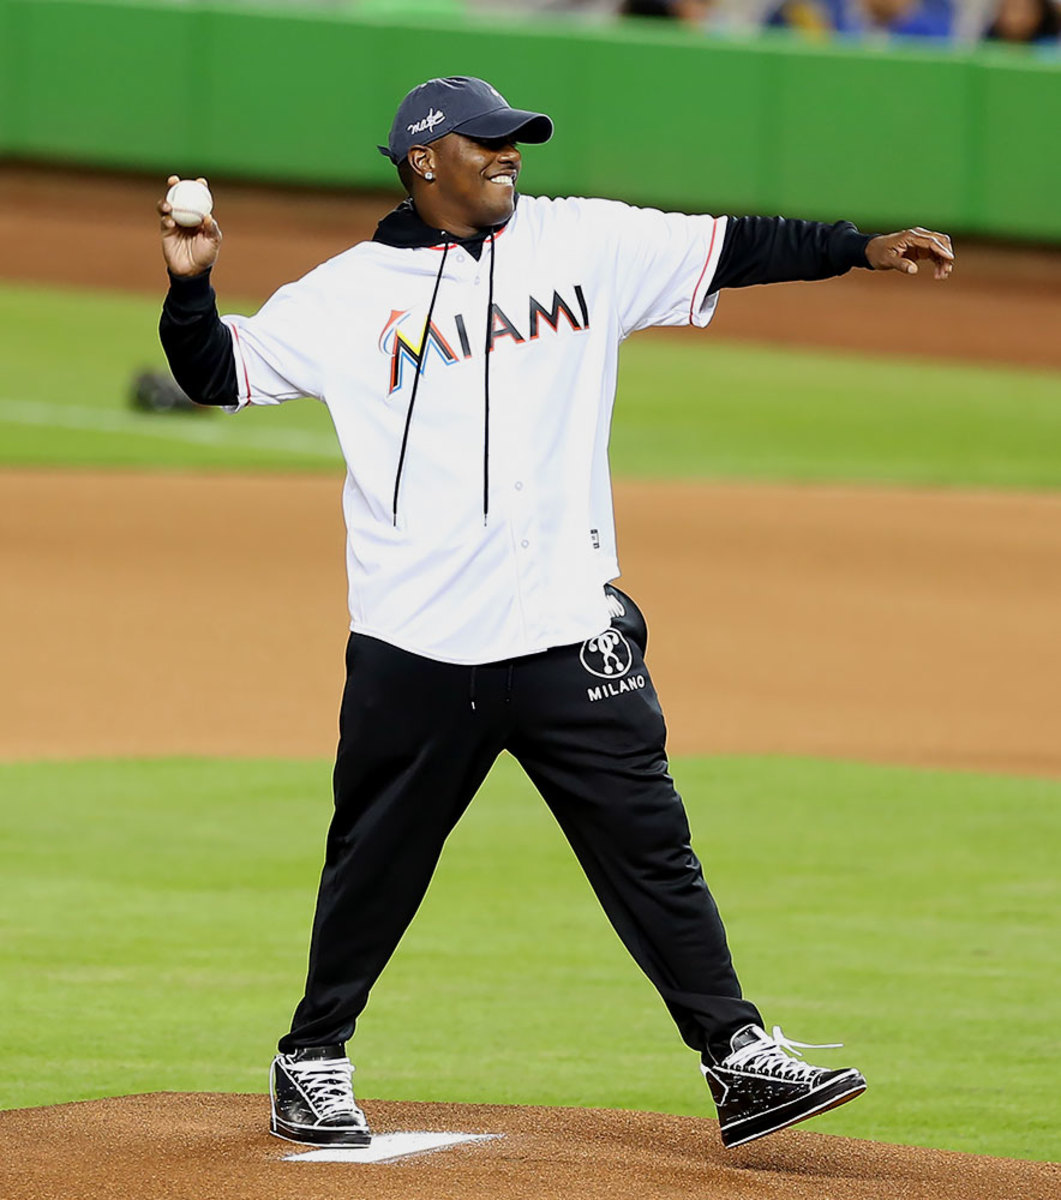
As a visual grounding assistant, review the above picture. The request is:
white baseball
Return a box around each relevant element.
[166,179,214,228]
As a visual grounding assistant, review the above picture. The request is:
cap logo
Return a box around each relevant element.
[408,108,445,136]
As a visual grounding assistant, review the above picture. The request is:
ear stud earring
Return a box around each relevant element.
[424,172,435,181]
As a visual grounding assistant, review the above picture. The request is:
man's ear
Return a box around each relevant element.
[408,146,435,181]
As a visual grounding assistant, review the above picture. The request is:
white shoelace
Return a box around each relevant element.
[291,1056,361,1120]
[725,1026,844,1081]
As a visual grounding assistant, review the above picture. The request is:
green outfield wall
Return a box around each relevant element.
[0,0,1058,240]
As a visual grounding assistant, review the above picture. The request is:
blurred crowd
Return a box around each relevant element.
[219,0,1060,46]
[616,0,1061,44]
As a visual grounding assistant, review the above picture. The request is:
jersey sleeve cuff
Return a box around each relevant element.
[689,215,729,327]
[220,318,253,413]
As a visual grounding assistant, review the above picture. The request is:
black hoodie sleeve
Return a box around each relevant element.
[158,269,239,407]
[712,217,875,290]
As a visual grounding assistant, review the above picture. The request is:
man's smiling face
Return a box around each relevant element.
[411,133,522,236]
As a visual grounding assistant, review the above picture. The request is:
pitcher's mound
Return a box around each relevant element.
[0,1093,1055,1200]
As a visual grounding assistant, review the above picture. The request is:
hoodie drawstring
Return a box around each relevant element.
[482,233,496,525]
[392,242,450,526]
[392,232,497,527]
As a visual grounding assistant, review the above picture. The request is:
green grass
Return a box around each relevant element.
[2,280,1060,487]
[614,334,1061,487]
[0,283,341,472]
[1,753,1056,1160]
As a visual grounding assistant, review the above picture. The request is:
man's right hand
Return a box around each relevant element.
[159,174,222,277]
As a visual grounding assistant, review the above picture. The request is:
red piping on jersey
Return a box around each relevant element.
[230,323,253,402]
[688,218,721,325]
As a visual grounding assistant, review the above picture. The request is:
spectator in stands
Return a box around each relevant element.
[768,0,954,38]
[766,2,833,34]
[984,0,1060,42]
[619,0,717,23]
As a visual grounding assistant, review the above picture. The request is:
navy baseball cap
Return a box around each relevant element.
[378,76,553,165]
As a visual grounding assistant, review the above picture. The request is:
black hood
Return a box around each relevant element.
[373,196,515,260]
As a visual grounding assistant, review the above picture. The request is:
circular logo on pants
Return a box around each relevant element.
[580,629,633,679]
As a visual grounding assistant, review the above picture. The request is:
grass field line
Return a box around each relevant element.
[0,398,340,459]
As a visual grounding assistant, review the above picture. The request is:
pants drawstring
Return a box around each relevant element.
[469,660,512,710]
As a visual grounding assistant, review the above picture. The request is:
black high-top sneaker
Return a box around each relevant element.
[269,1045,372,1147]
[702,1024,866,1148]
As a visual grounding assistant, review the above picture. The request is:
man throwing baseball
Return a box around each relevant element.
[158,76,953,1151]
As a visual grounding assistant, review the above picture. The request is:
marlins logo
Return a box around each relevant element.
[378,285,591,396]
[378,309,461,395]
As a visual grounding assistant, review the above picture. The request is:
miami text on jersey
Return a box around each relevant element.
[379,284,590,394]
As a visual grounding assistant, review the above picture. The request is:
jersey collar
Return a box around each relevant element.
[372,196,515,261]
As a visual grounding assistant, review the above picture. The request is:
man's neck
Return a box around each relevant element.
[411,200,484,240]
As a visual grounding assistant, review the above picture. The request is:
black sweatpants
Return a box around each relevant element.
[279,588,761,1062]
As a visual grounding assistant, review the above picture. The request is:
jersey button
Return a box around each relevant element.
[514,481,524,491]
[520,539,530,549]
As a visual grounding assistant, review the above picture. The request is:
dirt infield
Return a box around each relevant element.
[2,1094,1057,1200]
[3,469,1061,773]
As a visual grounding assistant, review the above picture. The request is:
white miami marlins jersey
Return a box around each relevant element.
[221,196,728,664]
